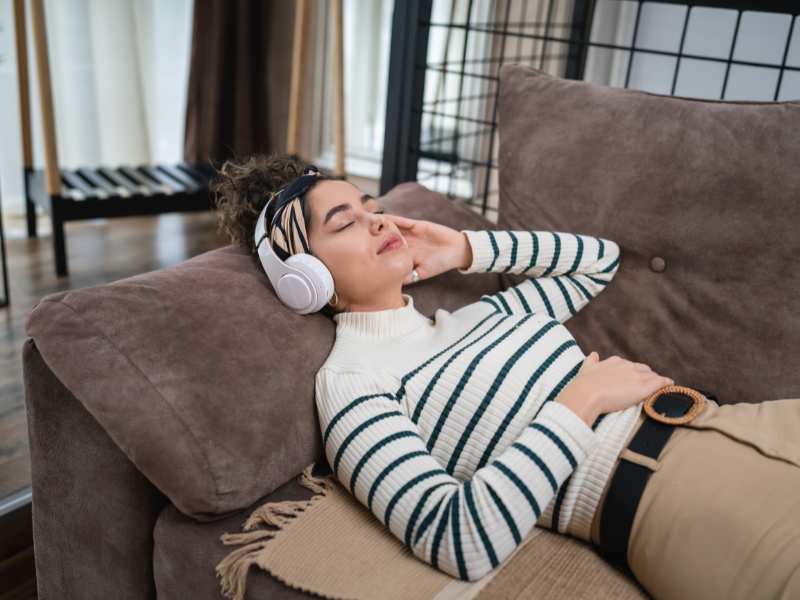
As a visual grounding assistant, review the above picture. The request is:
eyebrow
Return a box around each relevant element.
[323,193,376,225]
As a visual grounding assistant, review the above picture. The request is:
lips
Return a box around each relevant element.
[378,234,402,254]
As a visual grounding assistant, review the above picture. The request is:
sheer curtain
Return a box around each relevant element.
[0,0,194,220]
[312,0,394,178]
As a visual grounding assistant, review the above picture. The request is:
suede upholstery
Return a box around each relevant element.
[22,67,800,600]
[23,338,168,600]
[496,63,800,405]
[152,467,331,599]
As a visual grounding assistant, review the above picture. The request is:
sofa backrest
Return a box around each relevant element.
[496,63,800,405]
[24,182,502,519]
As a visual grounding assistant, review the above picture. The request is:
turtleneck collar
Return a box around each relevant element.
[333,293,432,338]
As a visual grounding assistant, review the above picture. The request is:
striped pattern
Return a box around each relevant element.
[315,229,637,582]
[458,230,620,323]
[262,165,321,261]
[316,370,596,582]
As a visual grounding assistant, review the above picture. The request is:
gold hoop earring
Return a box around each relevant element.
[328,290,339,307]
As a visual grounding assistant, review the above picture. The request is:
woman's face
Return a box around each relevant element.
[306,180,412,309]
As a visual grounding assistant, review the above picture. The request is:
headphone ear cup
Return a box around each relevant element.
[284,253,334,313]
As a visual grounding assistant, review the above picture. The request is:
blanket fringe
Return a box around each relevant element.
[215,463,334,600]
[298,463,332,495]
[216,539,273,600]
[221,529,276,545]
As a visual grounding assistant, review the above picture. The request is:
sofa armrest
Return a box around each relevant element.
[23,339,169,600]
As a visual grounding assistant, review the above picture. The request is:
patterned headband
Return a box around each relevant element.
[265,165,322,261]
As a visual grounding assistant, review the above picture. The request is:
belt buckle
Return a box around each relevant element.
[642,384,707,425]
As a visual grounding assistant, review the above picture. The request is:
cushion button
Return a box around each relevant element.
[650,256,666,272]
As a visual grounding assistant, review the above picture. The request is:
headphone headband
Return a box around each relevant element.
[253,165,334,315]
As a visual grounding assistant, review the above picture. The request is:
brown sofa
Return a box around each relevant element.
[22,183,515,600]
[23,67,799,599]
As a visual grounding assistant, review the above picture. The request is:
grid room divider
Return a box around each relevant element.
[380,0,800,223]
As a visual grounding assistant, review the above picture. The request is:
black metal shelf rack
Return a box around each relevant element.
[23,162,216,277]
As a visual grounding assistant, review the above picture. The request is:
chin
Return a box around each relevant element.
[372,255,411,283]
[376,248,410,266]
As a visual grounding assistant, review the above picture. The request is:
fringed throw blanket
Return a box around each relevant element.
[216,463,647,600]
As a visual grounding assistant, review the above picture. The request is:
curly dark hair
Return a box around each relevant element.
[210,152,346,319]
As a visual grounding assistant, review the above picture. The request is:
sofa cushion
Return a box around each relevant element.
[24,182,503,520]
[496,63,800,405]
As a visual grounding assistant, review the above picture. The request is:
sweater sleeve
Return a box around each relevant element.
[315,366,599,582]
[457,230,621,323]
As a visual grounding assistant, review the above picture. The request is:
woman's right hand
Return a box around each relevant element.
[556,352,674,426]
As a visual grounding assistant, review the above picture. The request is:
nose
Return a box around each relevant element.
[369,211,386,234]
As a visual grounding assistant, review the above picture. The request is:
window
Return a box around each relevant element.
[311,0,395,180]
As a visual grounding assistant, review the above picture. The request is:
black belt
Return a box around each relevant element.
[597,385,717,575]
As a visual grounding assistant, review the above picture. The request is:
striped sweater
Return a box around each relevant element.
[314,228,642,581]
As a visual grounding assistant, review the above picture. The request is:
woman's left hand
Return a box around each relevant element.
[383,214,472,285]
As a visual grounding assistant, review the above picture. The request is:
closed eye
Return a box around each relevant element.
[336,210,386,232]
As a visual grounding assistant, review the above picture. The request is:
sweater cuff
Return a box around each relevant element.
[535,400,599,458]
[457,230,496,274]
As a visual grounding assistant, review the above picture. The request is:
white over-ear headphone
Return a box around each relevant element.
[253,193,335,315]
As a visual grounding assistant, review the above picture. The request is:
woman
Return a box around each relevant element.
[213,153,800,599]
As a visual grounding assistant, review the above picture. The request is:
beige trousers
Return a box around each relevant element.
[590,397,800,600]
